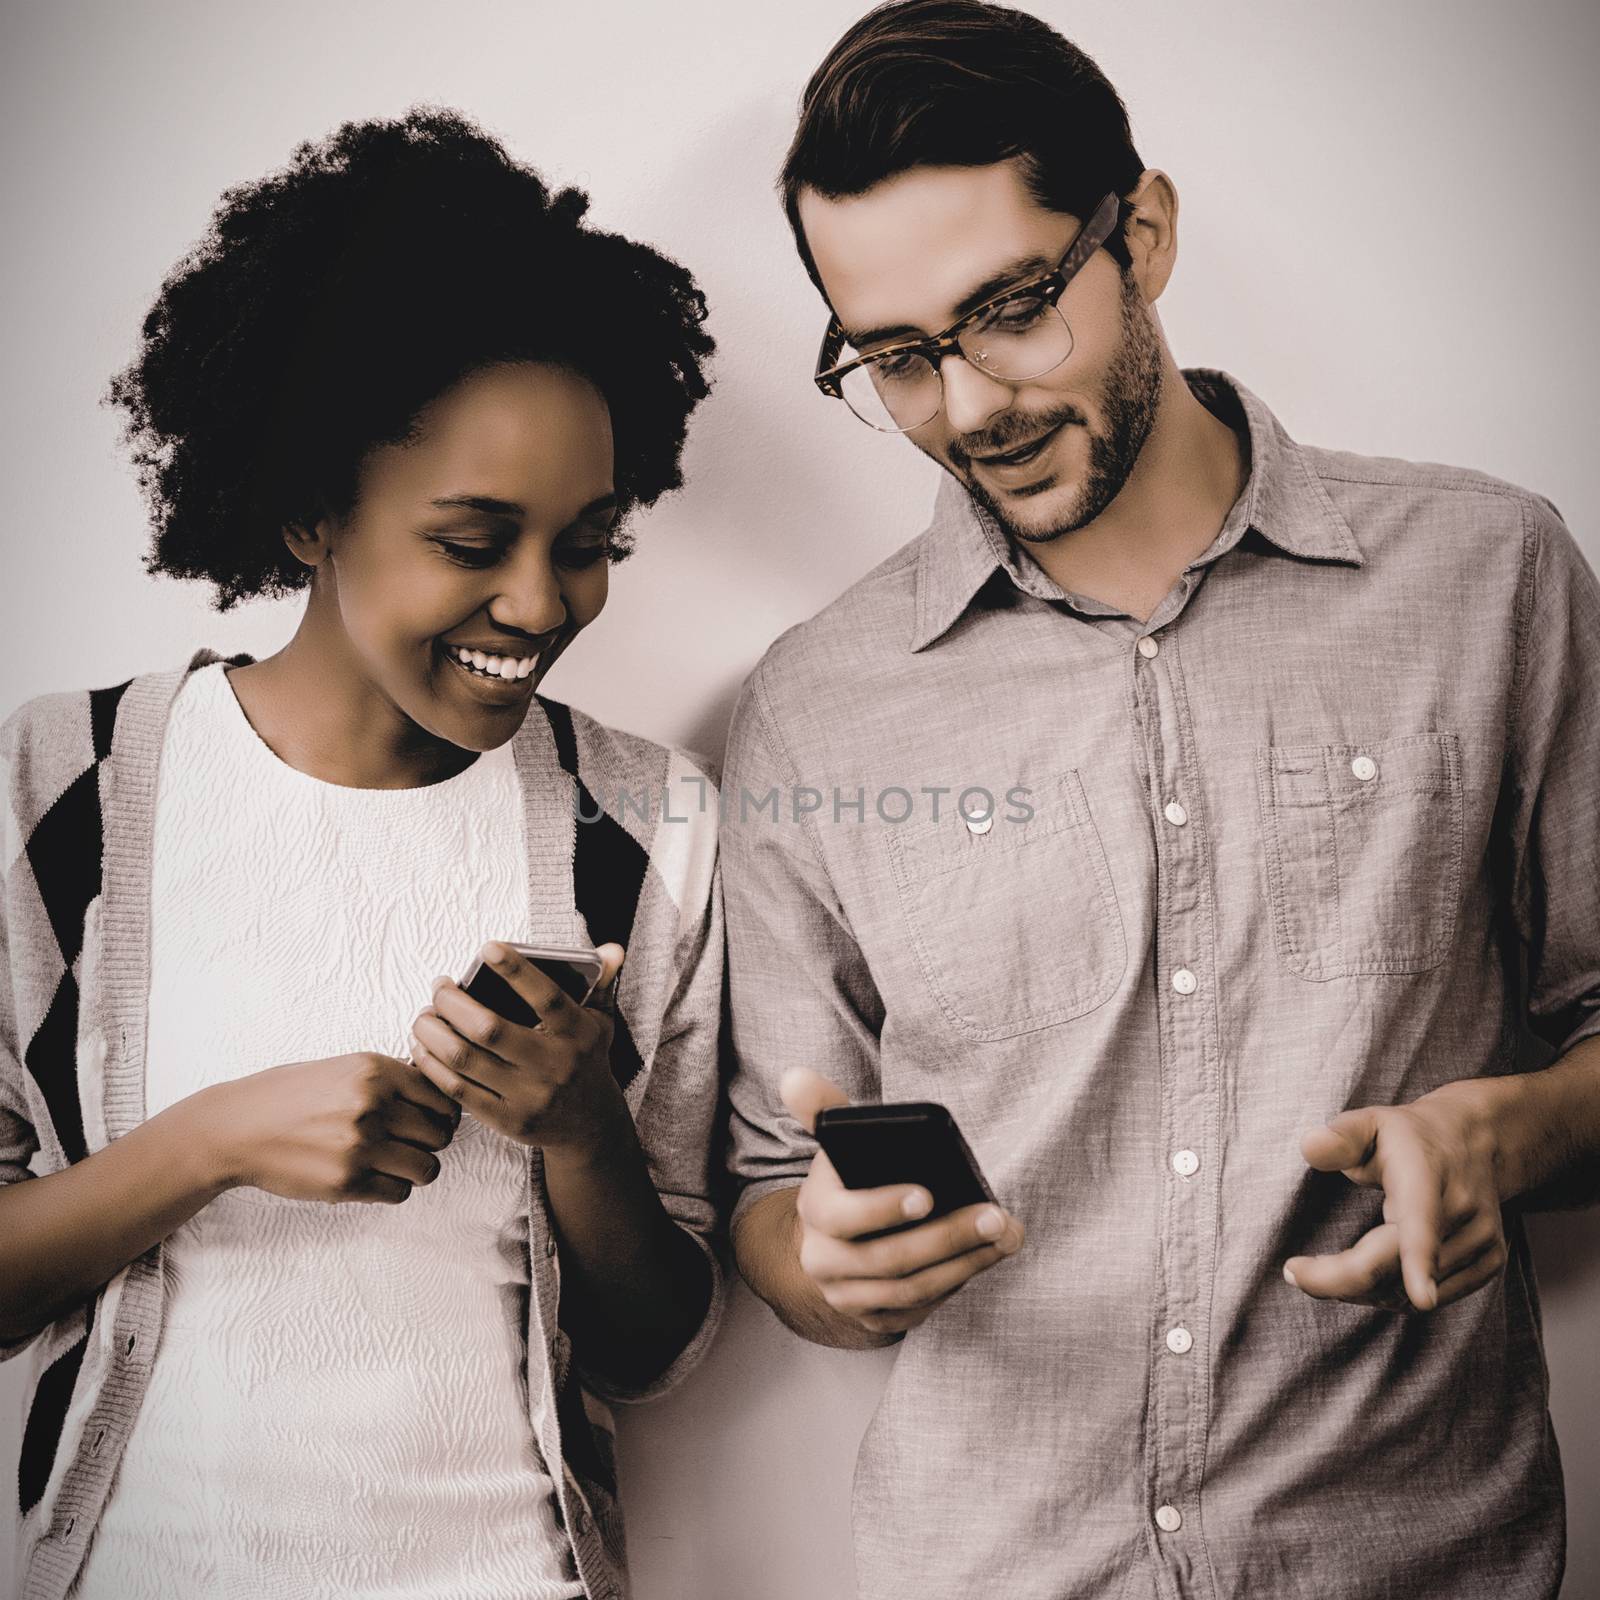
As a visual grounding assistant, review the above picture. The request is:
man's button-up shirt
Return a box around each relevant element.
[723,371,1597,1600]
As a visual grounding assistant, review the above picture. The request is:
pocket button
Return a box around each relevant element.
[1350,755,1378,782]
[963,811,994,835]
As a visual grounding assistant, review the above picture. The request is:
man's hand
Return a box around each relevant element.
[783,1067,1023,1337]
[409,942,629,1156]
[1285,1078,1508,1313]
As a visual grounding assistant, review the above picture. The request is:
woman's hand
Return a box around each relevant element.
[408,942,627,1156]
[194,1052,461,1204]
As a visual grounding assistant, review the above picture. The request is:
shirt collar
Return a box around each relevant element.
[909,368,1364,653]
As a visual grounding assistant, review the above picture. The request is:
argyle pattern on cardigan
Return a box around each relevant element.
[13,679,130,1515]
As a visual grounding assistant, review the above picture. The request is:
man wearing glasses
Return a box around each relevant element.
[723,2,1600,1597]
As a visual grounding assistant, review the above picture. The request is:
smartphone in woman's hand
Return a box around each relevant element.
[460,944,607,1026]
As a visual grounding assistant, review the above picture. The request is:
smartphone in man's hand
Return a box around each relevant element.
[813,1101,995,1230]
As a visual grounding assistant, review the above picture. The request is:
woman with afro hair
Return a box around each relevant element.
[0,109,724,1600]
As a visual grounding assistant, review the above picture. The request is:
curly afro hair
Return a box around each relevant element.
[109,108,715,609]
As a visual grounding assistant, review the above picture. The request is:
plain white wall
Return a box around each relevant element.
[2,2,1596,1596]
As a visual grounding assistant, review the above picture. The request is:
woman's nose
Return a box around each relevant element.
[492,546,568,639]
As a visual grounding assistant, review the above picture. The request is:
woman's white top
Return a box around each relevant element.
[75,663,583,1600]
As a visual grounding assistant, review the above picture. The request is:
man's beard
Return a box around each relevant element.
[953,271,1165,545]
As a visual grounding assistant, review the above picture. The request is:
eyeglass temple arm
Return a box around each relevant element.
[1059,192,1125,283]
[815,319,848,397]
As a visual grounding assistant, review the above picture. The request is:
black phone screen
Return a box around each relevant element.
[813,1101,995,1224]
[462,955,595,1026]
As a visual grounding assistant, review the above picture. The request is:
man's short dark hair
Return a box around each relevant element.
[781,0,1144,289]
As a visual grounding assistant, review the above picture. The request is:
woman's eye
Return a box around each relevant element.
[435,540,502,568]
[554,541,609,570]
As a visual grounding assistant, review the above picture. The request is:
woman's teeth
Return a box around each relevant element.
[452,646,537,681]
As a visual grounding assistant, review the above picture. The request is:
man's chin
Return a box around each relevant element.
[971,474,1091,545]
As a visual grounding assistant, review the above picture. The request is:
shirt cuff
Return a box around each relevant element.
[1557,1008,1600,1058]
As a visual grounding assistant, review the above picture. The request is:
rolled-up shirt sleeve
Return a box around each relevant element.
[722,666,885,1225]
[1503,496,1600,1056]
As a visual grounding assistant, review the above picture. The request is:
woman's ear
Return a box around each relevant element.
[1121,169,1179,304]
[282,515,334,571]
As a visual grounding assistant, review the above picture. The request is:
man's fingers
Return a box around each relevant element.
[1433,1238,1509,1309]
[1436,1211,1502,1281]
[802,1201,1023,1279]
[781,1067,850,1135]
[821,1238,1020,1317]
[1288,1210,1498,1312]
[1285,1220,1400,1301]
[1381,1137,1443,1311]
[1300,1107,1380,1176]
[797,1157,934,1241]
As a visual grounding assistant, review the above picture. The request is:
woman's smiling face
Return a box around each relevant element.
[300,361,616,753]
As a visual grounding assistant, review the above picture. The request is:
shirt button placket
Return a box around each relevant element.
[1135,618,1210,1582]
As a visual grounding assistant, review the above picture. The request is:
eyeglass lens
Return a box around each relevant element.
[840,295,1075,432]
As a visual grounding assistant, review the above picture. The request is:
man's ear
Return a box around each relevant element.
[282,515,334,571]
[1120,169,1179,303]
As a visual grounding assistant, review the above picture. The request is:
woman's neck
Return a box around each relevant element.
[226,612,477,791]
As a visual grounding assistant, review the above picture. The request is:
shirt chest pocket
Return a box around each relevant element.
[1255,732,1464,980]
[884,772,1127,1041]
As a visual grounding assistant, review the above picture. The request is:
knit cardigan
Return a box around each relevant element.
[0,652,726,1600]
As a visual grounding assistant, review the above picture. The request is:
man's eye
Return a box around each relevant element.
[873,351,927,383]
[979,296,1051,334]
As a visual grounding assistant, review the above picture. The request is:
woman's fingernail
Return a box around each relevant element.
[1283,1263,1299,1287]
[976,1207,1004,1238]
[902,1190,931,1219]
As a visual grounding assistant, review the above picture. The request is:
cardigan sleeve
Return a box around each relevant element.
[578,795,727,1404]
[1,720,48,1358]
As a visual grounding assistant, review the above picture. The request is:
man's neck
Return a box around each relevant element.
[1020,363,1247,623]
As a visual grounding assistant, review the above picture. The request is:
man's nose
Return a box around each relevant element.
[937,353,1015,436]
